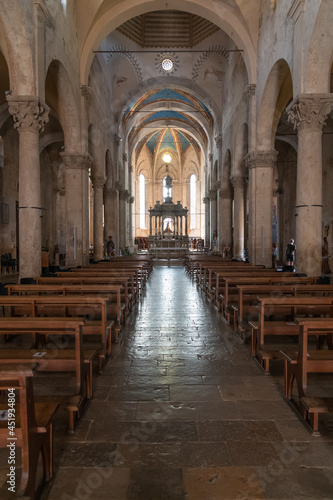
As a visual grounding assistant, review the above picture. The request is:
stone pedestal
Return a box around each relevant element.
[7,95,49,280]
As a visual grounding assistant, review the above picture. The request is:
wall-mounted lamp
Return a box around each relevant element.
[5,90,12,96]
[60,145,66,151]
[115,134,123,142]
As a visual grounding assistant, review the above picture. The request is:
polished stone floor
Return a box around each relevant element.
[2,265,333,499]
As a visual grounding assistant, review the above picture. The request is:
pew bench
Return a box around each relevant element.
[0,364,60,497]
[300,397,333,433]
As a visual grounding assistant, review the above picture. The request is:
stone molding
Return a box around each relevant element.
[60,152,93,171]
[104,187,118,199]
[7,95,49,133]
[244,84,256,99]
[287,94,333,132]
[244,150,278,170]
[91,176,106,189]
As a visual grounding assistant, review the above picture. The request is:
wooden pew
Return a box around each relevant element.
[250,297,333,372]
[233,284,333,338]
[6,284,124,338]
[0,317,89,433]
[280,318,333,433]
[0,294,113,365]
[0,364,60,497]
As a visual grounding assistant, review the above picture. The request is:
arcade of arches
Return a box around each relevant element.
[0,1,332,279]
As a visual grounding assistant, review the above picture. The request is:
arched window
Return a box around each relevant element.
[190,174,196,229]
[139,174,145,229]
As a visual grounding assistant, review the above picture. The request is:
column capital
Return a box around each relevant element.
[202,196,210,204]
[123,153,128,162]
[128,196,135,204]
[231,175,245,189]
[91,176,106,189]
[208,188,217,201]
[208,153,213,162]
[60,152,93,171]
[214,134,222,149]
[287,94,333,132]
[244,84,256,99]
[244,150,278,170]
[7,95,49,133]
[81,85,92,101]
[104,187,118,199]
[119,189,130,201]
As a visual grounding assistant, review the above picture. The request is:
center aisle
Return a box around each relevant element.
[49,266,333,500]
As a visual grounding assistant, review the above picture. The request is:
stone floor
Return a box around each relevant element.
[1,265,333,499]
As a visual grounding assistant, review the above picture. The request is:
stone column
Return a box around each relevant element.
[119,189,129,248]
[61,152,92,267]
[209,188,217,247]
[92,175,106,261]
[219,187,233,250]
[231,175,245,261]
[7,95,49,279]
[287,94,333,275]
[245,84,256,151]
[128,196,134,245]
[203,196,210,248]
[104,187,119,253]
[245,150,277,267]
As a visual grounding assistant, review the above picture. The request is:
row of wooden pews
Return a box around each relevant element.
[186,255,333,435]
[0,254,153,497]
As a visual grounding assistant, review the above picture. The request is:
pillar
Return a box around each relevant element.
[7,95,49,280]
[119,188,129,248]
[245,150,277,267]
[209,187,217,246]
[61,152,92,267]
[287,94,333,275]
[219,187,233,250]
[92,175,106,261]
[203,196,210,248]
[104,188,119,253]
[231,175,245,261]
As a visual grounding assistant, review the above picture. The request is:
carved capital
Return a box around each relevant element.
[214,134,222,149]
[7,95,49,133]
[104,187,118,199]
[244,150,278,170]
[208,188,217,201]
[119,189,130,201]
[81,85,92,100]
[91,176,106,189]
[231,175,245,189]
[287,94,333,132]
[202,196,210,204]
[244,84,256,99]
[123,153,128,162]
[128,196,135,204]
[61,152,93,172]
[208,153,213,162]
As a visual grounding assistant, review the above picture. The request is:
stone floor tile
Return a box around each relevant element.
[227,441,282,466]
[170,384,222,401]
[183,467,265,500]
[126,468,185,500]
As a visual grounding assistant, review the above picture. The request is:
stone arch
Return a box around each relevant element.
[305,0,333,93]
[80,0,256,85]
[257,59,293,150]
[45,60,81,151]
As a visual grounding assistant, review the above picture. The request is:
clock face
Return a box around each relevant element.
[162,58,173,71]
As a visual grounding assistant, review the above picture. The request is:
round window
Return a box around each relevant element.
[162,58,173,71]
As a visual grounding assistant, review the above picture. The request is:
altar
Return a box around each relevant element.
[148,173,189,258]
